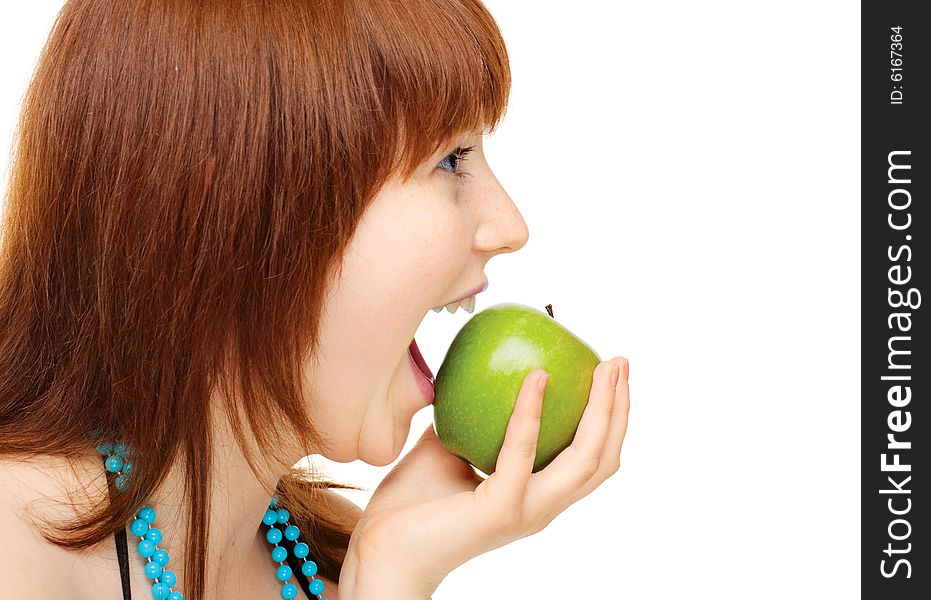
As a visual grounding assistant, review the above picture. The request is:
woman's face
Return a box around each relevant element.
[304,132,529,465]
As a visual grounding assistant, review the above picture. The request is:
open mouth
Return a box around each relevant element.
[408,279,487,392]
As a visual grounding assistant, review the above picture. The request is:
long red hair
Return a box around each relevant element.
[0,1,510,597]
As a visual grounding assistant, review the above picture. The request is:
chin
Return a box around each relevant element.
[361,427,409,467]
[359,447,399,467]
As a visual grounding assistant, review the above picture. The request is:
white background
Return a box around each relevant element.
[1,2,860,598]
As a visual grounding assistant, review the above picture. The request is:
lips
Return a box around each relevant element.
[444,279,489,306]
[408,337,434,382]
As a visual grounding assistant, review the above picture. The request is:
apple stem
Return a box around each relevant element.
[545,304,554,318]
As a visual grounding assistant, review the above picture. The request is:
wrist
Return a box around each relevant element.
[342,579,434,600]
[340,541,441,600]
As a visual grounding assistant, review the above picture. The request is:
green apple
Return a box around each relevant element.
[433,302,601,475]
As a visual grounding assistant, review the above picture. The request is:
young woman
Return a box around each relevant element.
[0,1,631,599]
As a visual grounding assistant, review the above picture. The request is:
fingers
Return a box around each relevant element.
[559,357,630,509]
[601,358,630,472]
[547,357,629,521]
[527,358,624,509]
[473,358,631,542]
[484,368,548,508]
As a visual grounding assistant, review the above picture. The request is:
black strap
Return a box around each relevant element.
[114,524,132,600]
[102,454,133,600]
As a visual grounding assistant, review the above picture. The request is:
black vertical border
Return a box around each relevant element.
[862,1,928,597]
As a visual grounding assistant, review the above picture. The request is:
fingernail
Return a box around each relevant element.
[537,371,549,393]
[623,361,629,382]
[609,363,620,387]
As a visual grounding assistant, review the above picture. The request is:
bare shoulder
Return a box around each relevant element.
[0,460,45,593]
[0,452,106,524]
[0,454,106,595]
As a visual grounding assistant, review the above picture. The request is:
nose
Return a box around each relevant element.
[473,172,529,257]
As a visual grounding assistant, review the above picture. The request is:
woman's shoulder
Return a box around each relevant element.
[0,453,103,595]
[0,456,359,599]
[0,452,98,522]
[0,451,107,524]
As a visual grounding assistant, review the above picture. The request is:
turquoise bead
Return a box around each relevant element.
[152,582,170,600]
[309,578,324,595]
[301,561,317,577]
[145,528,163,544]
[97,441,331,600]
[266,527,283,544]
[105,455,123,473]
[138,505,157,524]
[145,560,163,579]
[137,539,156,558]
[115,473,131,492]
[153,549,170,566]
[293,542,309,559]
[130,518,149,537]
[262,509,278,526]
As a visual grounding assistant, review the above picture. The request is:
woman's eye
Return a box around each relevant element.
[437,145,475,180]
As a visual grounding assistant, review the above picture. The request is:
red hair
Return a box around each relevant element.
[0,1,510,597]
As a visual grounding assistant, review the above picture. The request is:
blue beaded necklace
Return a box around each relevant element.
[96,441,329,600]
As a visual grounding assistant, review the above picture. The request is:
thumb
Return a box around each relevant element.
[410,422,484,483]
[410,423,442,453]
[419,423,438,442]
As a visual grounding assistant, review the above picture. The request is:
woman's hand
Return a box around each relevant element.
[339,357,631,598]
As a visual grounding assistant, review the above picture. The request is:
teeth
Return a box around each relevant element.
[431,293,477,314]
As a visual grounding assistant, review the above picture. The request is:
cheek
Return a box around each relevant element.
[368,178,472,293]
[369,215,468,306]
[405,213,471,278]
